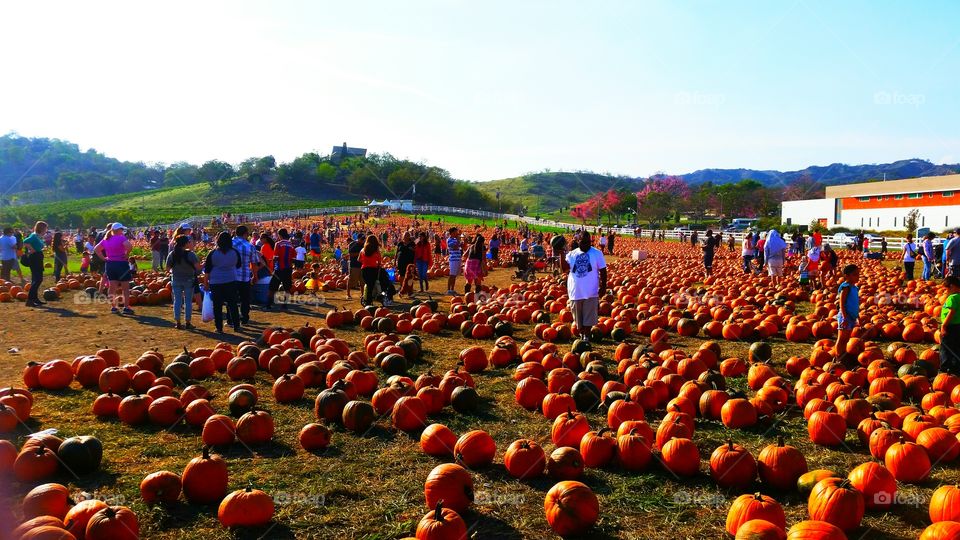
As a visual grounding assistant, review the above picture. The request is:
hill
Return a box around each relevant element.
[679,158,960,187]
[475,171,643,214]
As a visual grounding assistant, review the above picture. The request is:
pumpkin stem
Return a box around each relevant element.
[727,440,734,450]
[776,435,785,447]
[201,446,211,459]
[433,500,445,521]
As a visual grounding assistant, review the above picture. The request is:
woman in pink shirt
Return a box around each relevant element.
[95,223,134,315]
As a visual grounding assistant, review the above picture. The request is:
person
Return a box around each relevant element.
[446,228,462,295]
[834,264,860,365]
[812,229,823,248]
[0,227,18,282]
[309,228,322,261]
[702,229,718,277]
[607,230,616,255]
[565,231,607,342]
[901,235,917,282]
[939,276,960,376]
[881,237,888,254]
[754,232,766,274]
[267,229,295,310]
[94,223,134,315]
[414,232,432,293]
[598,232,608,253]
[395,232,415,289]
[21,222,48,307]
[921,232,936,280]
[156,231,169,271]
[150,231,163,271]
[347,235,362,300]
[463,234,486,294]
[52,231,68,282]
[128,256,139,275]
[359,235,385,305]
[166,234,200,329]
[862,235,870,253]
[293,243,307,269]
[489,233,501,260]
[232,225,260,326]
[203,231,242,333]
[80,250,91,273]
[764,230,788,285]
[946,228,960,277]
[806,245,821,290]
[74,230,84,254]
[334,245,342,262]
[820,243,838,279]
[727,234,735,251]
[741,233,754,274]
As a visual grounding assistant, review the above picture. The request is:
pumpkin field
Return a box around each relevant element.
[2,223,960,540]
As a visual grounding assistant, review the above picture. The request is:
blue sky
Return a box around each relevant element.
[0,0,957,180]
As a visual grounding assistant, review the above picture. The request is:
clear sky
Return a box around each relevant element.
[1,0,957,181]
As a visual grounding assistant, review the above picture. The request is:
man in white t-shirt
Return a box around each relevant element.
[294,245,307,269]
[565,231,607,342]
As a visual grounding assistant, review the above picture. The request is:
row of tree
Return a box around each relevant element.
[570,176,788,225]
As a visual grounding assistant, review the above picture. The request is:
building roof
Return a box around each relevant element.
[825,174,960,198]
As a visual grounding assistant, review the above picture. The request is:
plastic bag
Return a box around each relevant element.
[201,288,214,323]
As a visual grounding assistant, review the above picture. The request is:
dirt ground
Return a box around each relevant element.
[0,257,948,540]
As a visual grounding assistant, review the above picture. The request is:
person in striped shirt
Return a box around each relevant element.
[267,228,294,310]
[446,227,461,295]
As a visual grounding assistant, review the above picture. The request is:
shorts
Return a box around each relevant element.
[767,262,783,276]
[269,268,294,292]
[105,260,132,282]
[838,317,856,331]
[293,260,305,269]
[570,297,599,328]
[311,249,322,257]
[449,259,462,277]
[464,259,483,281]
[349,266,362,288]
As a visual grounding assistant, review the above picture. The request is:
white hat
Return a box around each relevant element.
[112,223,126,230]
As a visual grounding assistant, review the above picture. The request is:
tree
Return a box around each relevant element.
[198,160,236,186]
[637,176,690,225]
[905,208,920,235]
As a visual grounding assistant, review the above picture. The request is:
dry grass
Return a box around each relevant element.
[0,255,947,539]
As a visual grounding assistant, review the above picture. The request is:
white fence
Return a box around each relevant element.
[153,205,911,250]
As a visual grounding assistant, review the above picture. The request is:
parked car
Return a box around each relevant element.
[831,232,853,248]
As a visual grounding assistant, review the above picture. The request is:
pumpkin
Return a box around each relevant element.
[298,423,333,452]
[710,441,757,490]
[735,519,786,540]
[726,493,786,536]
[847,461,896,510]
[22,482,72,519]
[758,437,808,491]
[147,396,184,427]
[515,377,548,411]
[543,480,599,536]
[546,446,584,480]
[420,424,458,458]
[570,379,601,412]
[454,430,496,469]
[271,374,305,403]
[56,436,102,476]
[14,446,59,482]
[315,384,349,422]
[117,394,152,425]
[342,400,376,434]
[616,429,652,472]
[930,485,960,523]
[807,410,847,447]
[236,409,275,444]
[551,409,590,448]
[392,396,428,433]
[202,415,237,446]
[423,463,474,514]
[84,506,139,540]
[807,478,864,531]
[785,520,847,540]
[11,517,66,540]
[659,437,699,477]
[182,447,228,504]
[503,439,545,479]
[415,501,467,540]
[38,360,73,390]
[920,522,960,540]
[917,427,960,463]
[140,471,182,503]
[797,469,838,495]
[449,385,480,413]
[218,487,275,527]
[64,498,108,539]
[884,437,931,483]
[91,393,121,417]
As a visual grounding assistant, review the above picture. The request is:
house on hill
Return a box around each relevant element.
[331,142,366,163]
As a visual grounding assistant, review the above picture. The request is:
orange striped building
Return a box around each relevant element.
[781,174,960,232]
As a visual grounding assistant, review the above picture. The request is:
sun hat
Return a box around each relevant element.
[112,223,126,230]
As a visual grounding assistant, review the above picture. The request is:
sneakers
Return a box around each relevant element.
[175,322,183,330]
[185,322,195,330]
[446,290,457,295]
[111,307,119,314]
[383,298,394,307]
[122,308,135,315]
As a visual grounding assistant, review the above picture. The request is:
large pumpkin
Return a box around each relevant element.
[423,463,474,514]
[415,501,467,540]
[84,506,139,540]
[236,410,275,444]
[182,447,228,504]
[807,477,864,531]
[710,441,757,490]
[930,485,960,523]
[726,493,786,536]
[22,482,72,519]
[758,437,808,491]
[140,471,182,503]
[218,487,275,527]
[786,520,846,540]
[503,439,545,480]
[543,480,599,536]
[454,430,496,469]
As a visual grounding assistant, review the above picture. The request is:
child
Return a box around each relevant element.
[80,251,91,274]
[340,253,349,276]
[128,256,139,276]
[334,245,342,262]
[834,264,860,366]
[806,245,821,290]
[398,263,417,297]
[798,258,810,291]
[940,276,960,375]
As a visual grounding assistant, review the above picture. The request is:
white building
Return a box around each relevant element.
[781,174,960,232]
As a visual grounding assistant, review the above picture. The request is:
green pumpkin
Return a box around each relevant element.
[611,327,627,342]
[57,435,103,475]
[571,339,592,355]
[494,322,514,337]
[570,380,601,412]
[163,362,191,386]
[229,389,257,417]
[376,317,396,334]
[450,386,480,413]
[748,341,773,363]
[380,353,408,376]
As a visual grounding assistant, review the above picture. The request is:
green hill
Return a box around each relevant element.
[476,171,641,214]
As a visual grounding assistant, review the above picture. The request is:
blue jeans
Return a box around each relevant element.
[172,278,193,322]
[416,260,429,289]
[923,260,933,280]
